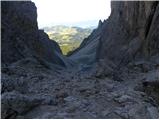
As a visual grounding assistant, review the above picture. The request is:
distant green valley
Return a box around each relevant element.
[43,25,93,55]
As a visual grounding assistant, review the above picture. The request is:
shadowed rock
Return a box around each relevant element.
[1,1,70,67]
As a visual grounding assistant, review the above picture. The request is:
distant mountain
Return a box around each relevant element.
[68,20,98,28]
[40,20,99,29]
[43,25,93,55]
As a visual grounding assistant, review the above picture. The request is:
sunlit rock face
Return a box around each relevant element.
[1,1,67,67]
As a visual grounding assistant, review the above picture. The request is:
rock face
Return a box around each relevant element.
[97,1,159,66]
[69,2,159,118]
[69,21,103,65]
[70,1,159,68]
[1,1,67,67]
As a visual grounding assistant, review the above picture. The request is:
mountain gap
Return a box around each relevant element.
[42,25,94,56]
[33,0,111,56]
[1,1,159,119]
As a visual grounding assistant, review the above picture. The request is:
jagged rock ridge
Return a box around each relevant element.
[70,1,159,67]
[98,1,159,65]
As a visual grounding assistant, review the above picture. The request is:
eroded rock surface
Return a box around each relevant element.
[1,1,159,119]
[1,57,158,118]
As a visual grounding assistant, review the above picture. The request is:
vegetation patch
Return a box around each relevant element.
[44,25,93,55]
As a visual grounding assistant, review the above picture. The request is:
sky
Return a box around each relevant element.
[31,0,111,28]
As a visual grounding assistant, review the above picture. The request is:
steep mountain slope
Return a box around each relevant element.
[69,20,103,64]
[97,1,159,66]
[1,1,71,67]
[69,1,159,116]
[70,1,159,66]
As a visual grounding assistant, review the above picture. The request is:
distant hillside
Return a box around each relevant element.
[43,25,93,55]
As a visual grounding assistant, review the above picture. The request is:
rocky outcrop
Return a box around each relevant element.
[1,2,74,118]
[69,1,159,112]
[70,1,159,68]
[97,1,159,67]
[1,1,68,67]
[1,91,41,118]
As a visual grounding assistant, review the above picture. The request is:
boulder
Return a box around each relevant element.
[1,91,41,118]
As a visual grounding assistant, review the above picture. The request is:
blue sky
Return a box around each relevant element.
[32,0,111,28]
